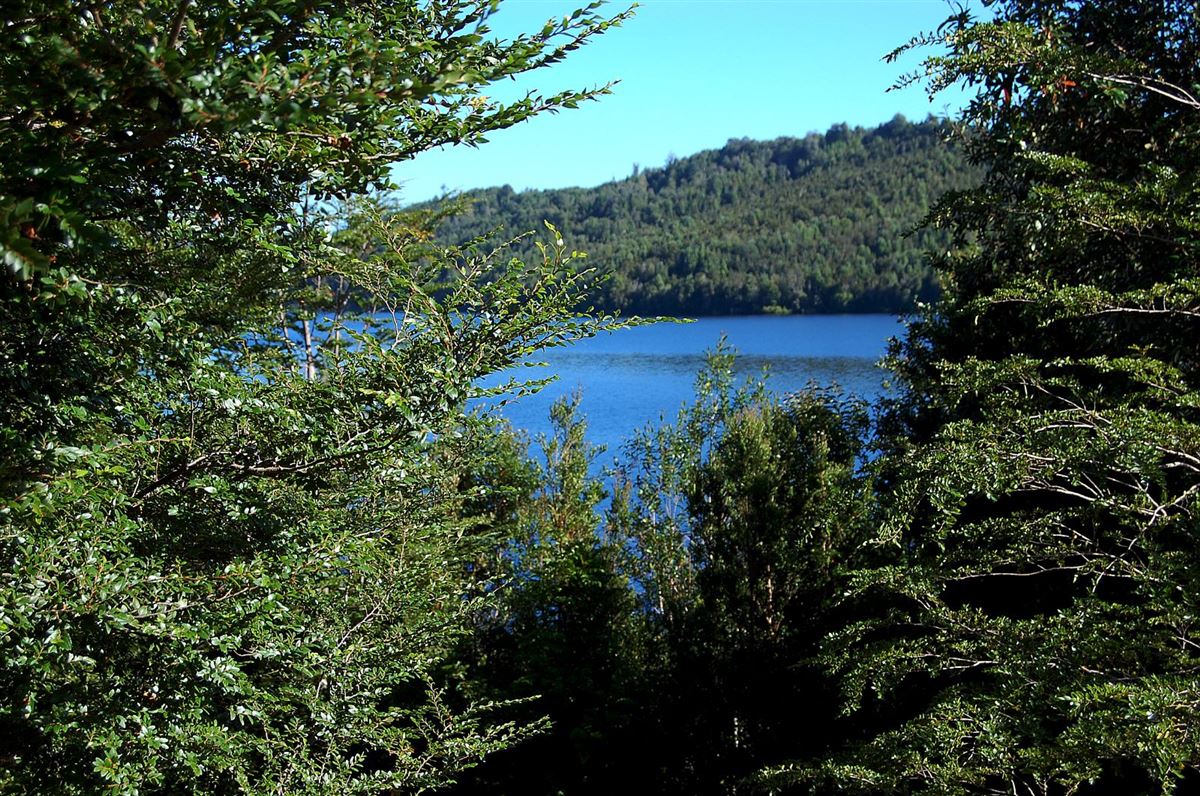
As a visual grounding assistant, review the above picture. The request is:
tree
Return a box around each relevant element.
[678,389,871,794]
[802,2,1200,793]
[607,349,873,794]
[451,395,656,796]
[0,2,631,792]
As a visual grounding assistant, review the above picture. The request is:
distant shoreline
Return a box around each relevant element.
[424,117,977,318]
[608,310,908,319]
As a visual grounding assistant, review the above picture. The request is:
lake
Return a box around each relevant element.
[477,314,904,456]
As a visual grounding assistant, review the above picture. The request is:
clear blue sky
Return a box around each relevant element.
[393,0,975,203]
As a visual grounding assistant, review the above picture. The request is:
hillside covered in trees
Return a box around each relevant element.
[431,116,980,315]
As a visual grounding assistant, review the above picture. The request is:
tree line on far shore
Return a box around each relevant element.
[428,117,981,315]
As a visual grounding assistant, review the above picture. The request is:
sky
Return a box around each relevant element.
[393,0,975,204]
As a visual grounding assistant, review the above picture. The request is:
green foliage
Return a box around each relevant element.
[604,352,873,794]
[689,389,869,653]
[0,2,633,792]
[426,117,981,315]
[812,2,1200,793]
[444,351,872,795]
[1,0,631,280]
[607,344,770,628]
[451,395,655,796]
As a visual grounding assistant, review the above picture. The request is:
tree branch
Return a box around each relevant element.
[165,0,194,52]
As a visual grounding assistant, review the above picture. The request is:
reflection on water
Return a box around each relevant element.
[476,315,903,456]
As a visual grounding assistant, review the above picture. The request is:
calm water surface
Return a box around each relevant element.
[478,315,903,455]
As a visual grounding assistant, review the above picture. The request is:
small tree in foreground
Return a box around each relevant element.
[451,395,655,796]
[606,351,872,794]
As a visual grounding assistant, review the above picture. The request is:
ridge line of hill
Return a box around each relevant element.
[425,115,981,316]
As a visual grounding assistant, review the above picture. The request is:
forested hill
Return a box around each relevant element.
[429,116,981,315]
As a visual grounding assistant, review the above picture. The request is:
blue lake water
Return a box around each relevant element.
[478,315,904,456]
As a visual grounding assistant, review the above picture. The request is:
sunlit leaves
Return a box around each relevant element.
[827,2,1200,792]
[0,1,633,792]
